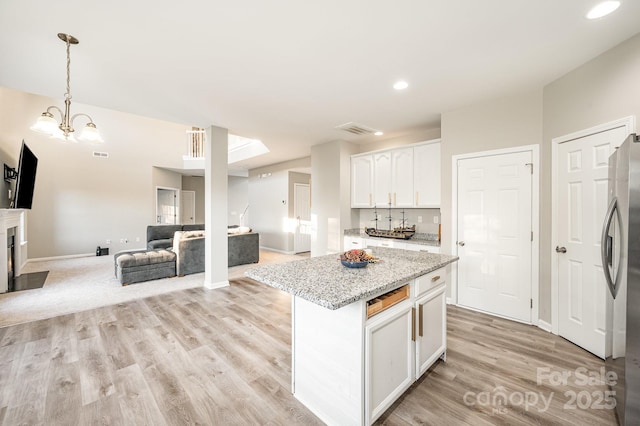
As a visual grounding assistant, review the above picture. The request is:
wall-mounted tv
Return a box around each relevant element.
[13,142,38,209]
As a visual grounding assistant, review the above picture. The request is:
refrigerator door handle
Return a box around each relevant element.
[601,197,621,298]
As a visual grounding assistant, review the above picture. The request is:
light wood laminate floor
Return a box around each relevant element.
[0,278,617,425]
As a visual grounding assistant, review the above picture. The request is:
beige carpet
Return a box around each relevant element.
[0,250,308,328]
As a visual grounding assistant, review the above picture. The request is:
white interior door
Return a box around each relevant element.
[457,151,533,323]
[181,190,196,224]
[294,183,311,253]
[556,126,628,358]
[156,188,178,224]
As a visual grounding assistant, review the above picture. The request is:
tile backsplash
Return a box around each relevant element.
[355,208,440,234]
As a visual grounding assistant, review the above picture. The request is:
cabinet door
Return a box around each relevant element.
[351,155,374,208]
[365,301,415,424]
[373,152,391,207]
[365,238,395,249]
[391,147,414,207]
[415,285,446,378]
[413,142,441,207]
[344,236,364,251]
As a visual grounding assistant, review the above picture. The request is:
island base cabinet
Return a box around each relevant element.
[415,285,446,377]
[365,300,415,425]
[292,296,365,426]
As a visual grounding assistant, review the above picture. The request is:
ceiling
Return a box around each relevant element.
[1,1,639,171]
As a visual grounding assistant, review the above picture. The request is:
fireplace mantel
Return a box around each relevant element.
[0,209,25,293]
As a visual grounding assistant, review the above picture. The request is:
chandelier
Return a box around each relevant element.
[31,33,103,143]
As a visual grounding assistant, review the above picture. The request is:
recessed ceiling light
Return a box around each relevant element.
[393,81,409,90]
[587,1,621,19]
[374,131,384,136]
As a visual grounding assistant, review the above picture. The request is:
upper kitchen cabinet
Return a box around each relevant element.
[414,140,441,207]
[391,147,414,207]
[351,154,374,207]
[373,151,392,207]
[375,148,413,208]
[351,139,440,208]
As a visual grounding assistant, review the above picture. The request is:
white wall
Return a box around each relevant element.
[310,140,358,256]
[228,176,248,226]
[440,89,544,300]
[248,170,289,252]
[355,208,440,235]
[0,86,190,258]
[541,32,640,324]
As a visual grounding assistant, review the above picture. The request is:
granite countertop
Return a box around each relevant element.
[244,247,458,310]
[343,228,441,247]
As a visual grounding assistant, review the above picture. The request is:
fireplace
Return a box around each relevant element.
[7,227,14,292]
[0,210,25,293]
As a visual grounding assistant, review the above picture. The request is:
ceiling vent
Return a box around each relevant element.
[93,151,109,158]
[335,122,377,136]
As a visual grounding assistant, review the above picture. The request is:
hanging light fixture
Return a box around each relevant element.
[31,33,103,143]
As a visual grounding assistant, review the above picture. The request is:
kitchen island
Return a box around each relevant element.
[245,247,457,425]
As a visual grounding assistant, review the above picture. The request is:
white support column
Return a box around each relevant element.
[204,125,229,289]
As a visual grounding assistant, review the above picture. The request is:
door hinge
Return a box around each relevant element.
[525,163,533,174]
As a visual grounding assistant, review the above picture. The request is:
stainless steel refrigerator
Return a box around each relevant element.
[602,133,640,425]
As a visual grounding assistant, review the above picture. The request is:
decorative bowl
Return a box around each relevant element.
[341,260,369,268]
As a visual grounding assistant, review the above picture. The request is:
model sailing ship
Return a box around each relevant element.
[365,205,416,240]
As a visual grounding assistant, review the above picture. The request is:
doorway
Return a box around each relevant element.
[181,190,196,225]
[156,187,179,225]
[452,145,539,324]
[551,117,634,358]
[294,183,311,253]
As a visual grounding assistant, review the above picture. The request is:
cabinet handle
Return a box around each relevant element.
[388,193,391,204]
[411,307,416,342]
[381,243,389,247]
[431,275,441,282]
[394,192,397,206]
[352,242,359,245]
[369,193,372,207]
[419,304,423,337]
[416,191,419,206]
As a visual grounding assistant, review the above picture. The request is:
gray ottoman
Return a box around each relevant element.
[114,249,176,285]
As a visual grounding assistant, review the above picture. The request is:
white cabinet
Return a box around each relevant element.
[293,266,448,425]
[344,235,365,251]
[365,300,415,424]
[344,236,440,253]
[351,139,441,209]
[351,155,374,208]
[415,284,446,377]
[373,152,391,207]
[374,148,414,208]
[414,141,441,207]
[364,238,395,249]
[398,242,440,254]
[391,147,414,207]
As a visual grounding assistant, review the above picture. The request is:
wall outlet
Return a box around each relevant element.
[135,237,140,242]
[106,239,111,245]
[417,216,423,223]
[120,238,124,243]
[434,216,439,224]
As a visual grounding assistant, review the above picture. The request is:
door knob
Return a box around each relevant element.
[556,246,567,253]
[458,241,465,247]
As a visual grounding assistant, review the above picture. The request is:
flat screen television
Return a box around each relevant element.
[13,142,38,209]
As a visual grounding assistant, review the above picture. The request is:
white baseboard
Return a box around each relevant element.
[538,319,553,333]
[25,253,95,263]
[204,279,230,290]
[259,246,295,255]
[446,297,454,305]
